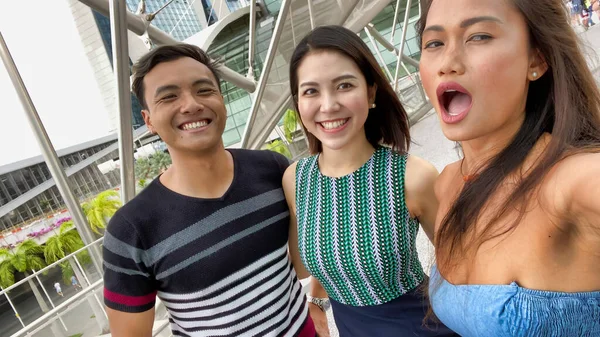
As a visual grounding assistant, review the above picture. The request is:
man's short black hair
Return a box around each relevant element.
[131,44,221,109]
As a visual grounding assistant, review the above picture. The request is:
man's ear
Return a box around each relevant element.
[142,109,155,134]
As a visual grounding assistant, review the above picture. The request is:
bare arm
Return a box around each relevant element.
[106,307,155,337]
[308,277,330,337]
[405,155,440,243]
[282,162,311,280]
[567,153,600,232]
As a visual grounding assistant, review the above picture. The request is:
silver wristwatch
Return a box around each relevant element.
[306,295,331,311]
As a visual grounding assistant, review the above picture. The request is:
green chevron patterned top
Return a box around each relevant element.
[295,146,425,306]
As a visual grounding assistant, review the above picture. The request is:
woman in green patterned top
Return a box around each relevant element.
[282,26,456,336]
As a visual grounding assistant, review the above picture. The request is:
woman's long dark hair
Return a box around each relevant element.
[289,25,411,154]
[417,0,600,269]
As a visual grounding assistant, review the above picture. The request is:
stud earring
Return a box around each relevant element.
[532,71,538,79]
[370,103,376,109]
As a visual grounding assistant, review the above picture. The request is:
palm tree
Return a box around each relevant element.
[82,190,122,234]
[266,139,292,159]
[44,221,109,332]
[149,151,172,173]
[135,156,153,181]
[0,240,50,313]
[44,221,90,283]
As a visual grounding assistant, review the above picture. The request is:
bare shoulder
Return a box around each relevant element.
[434,160,461,200]
[542,151,600,218]
[405,155,439,190]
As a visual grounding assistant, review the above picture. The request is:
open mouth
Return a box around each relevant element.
[318,118,349,131]
[179,119,211,131]
[436,83,473,123]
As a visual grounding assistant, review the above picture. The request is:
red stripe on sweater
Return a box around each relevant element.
[297,315,317,337]
[104,288,157,307]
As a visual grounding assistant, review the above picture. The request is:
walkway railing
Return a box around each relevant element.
[0,238,105,336]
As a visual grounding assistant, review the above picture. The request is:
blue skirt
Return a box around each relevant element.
[329,281,457,336]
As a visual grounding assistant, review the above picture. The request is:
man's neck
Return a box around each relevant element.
[160,146,234,199]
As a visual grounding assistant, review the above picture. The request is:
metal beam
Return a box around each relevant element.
[109,0,135,204]
[393,0,413,91]
[77,0,256,93]
[365,24,419,68]
[247,0,257,79]
[364,27,393,80]
[390,0,403,43]
[0,32,103,275]
[307,0,315,29]
[240,0,292,148]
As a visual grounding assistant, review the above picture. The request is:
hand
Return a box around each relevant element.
[308,303,330,337]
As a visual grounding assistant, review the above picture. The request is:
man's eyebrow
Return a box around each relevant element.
[154,78,217,97]
[423,16,503,33]
[191,78,217,87]
[154,84,179,98]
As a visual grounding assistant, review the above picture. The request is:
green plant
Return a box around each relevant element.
[283,109,300,143]
[44,221,91,284]
[138,178,148,189]
[150,151,172,172]
[82,190,122,234]
[135,151,172,183]
[266,139,292,159]
[0,240,50,314]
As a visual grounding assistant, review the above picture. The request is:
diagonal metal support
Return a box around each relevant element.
[240,0,292,148]
[393,0,413,91]
[365,24,418,68]
[77,0,256,93]
[0,32,103,275]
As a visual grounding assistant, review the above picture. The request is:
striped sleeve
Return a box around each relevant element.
[103,212,157,313]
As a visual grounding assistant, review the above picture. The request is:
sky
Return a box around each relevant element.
[0,1,113,167]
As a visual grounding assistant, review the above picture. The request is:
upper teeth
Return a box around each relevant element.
[182,121,208,130]
[321,119,348,130]
[445,90,457,93]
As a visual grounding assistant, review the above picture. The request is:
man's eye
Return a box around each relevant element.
[198,89,216,95]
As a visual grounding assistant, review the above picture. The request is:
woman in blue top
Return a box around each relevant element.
[418,0,600,336]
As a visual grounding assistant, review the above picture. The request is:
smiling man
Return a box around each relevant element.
[102,44,315,337]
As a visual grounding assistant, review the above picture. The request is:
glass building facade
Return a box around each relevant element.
[0,143,121,231]
[207,13,276,146]
[92,11,146,129]
[125,0,206,40]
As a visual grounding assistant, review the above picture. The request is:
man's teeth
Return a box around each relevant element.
[321,119,348,130]
[182,121,208,130]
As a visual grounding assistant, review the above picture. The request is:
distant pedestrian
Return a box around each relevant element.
[54,282,63,297]
[70,275,82,291]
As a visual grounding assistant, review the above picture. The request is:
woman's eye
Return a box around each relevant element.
[338,83,353,90]
[468,34,492,42]
[423,40,443,49]
[303,88,317,95]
